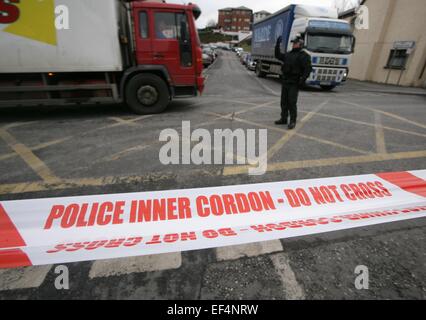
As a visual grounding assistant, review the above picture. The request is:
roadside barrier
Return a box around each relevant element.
[1,170,425,268]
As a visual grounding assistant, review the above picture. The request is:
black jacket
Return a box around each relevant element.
[275,41,312,85]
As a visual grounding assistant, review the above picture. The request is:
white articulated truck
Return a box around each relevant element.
[252,5,355,91]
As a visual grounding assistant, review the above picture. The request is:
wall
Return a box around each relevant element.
[349,0,426,87]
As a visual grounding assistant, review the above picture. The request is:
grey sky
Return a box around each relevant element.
[167,0,360,28]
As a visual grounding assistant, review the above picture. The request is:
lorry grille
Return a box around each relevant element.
[309,68,345,83]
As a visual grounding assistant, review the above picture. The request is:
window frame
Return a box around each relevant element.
[138,11,149,39]
[385,49,409,70]
[154,12,179,40]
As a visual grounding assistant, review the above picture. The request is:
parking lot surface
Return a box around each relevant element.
[0,50,425,299]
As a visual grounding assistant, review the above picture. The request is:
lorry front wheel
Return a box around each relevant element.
[255,63,266,78]
[320,85,336,91]
[125,74,170,114]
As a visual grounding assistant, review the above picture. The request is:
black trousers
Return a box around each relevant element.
[280,83,299,123]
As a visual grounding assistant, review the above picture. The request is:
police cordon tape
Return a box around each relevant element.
[1,171,425,269]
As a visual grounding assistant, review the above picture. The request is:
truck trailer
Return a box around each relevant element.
[0,0,204,114]
[252,5,355,91]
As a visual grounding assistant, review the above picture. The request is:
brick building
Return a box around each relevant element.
[218,6,253,32]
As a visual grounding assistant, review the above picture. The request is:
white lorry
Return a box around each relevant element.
[252,5,355,91]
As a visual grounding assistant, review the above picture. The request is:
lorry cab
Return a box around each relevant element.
[251,4,355,91]
[290,16,355,90]
[130,1,204,96]
[123,0,205,113]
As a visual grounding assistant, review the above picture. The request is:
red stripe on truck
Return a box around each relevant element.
[377,172,426,198]
[0,203,27,249]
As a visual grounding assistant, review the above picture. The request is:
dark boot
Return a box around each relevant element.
[275,118,288,125]
[288,122,296,130]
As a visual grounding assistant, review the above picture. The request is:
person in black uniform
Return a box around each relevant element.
[274,35,312,129]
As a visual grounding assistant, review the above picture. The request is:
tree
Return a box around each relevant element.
[206,19,217,29]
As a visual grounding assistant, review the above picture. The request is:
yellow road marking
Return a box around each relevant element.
[201,100,279,120]
[266,100,330,160]
[83,103,271,168]
[0,169,221,195]
[339,100,426,130]
[0,116,155,163]
[0,138,69,162]
[103,145,149,162]
[1,150,425,195]
[296,132,370,155]
[374,111,387,154]
[108,116,151,127]
[297,110,426,138]
[235,117,369,155]
[223,150,426,176]
[202,109,370,156]
[0,129,60,183]
[2,121,39,130]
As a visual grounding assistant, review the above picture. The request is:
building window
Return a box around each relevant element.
[385,49,408,70]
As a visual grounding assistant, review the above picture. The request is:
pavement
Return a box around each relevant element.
[344,79,426,96]
[0,50,425,299]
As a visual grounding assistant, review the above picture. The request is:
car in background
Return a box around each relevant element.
[203,47,217,60]
[217,43,231,50]
[202,53,213,67]
[240,52,249,65]
[202,44,217,61]
[234,47,244,56]
[246,54,256,71]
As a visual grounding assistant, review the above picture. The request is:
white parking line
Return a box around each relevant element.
[216,240,283,261]
[88,253,182,278]
[270,253,305,300]
[0,265,52,291]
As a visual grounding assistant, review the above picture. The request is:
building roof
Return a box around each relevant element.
[236,6,252,11]
[219,6,252,12]
[254,10,271,15]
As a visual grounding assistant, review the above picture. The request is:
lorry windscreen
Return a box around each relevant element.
[306,34,354,54]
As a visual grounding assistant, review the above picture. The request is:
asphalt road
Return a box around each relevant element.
[0,50,425,299]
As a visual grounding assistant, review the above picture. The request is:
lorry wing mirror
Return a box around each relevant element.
[191,4,202,20]
[352,36,356,53]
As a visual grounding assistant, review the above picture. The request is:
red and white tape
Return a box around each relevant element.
[1,170,425,269]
